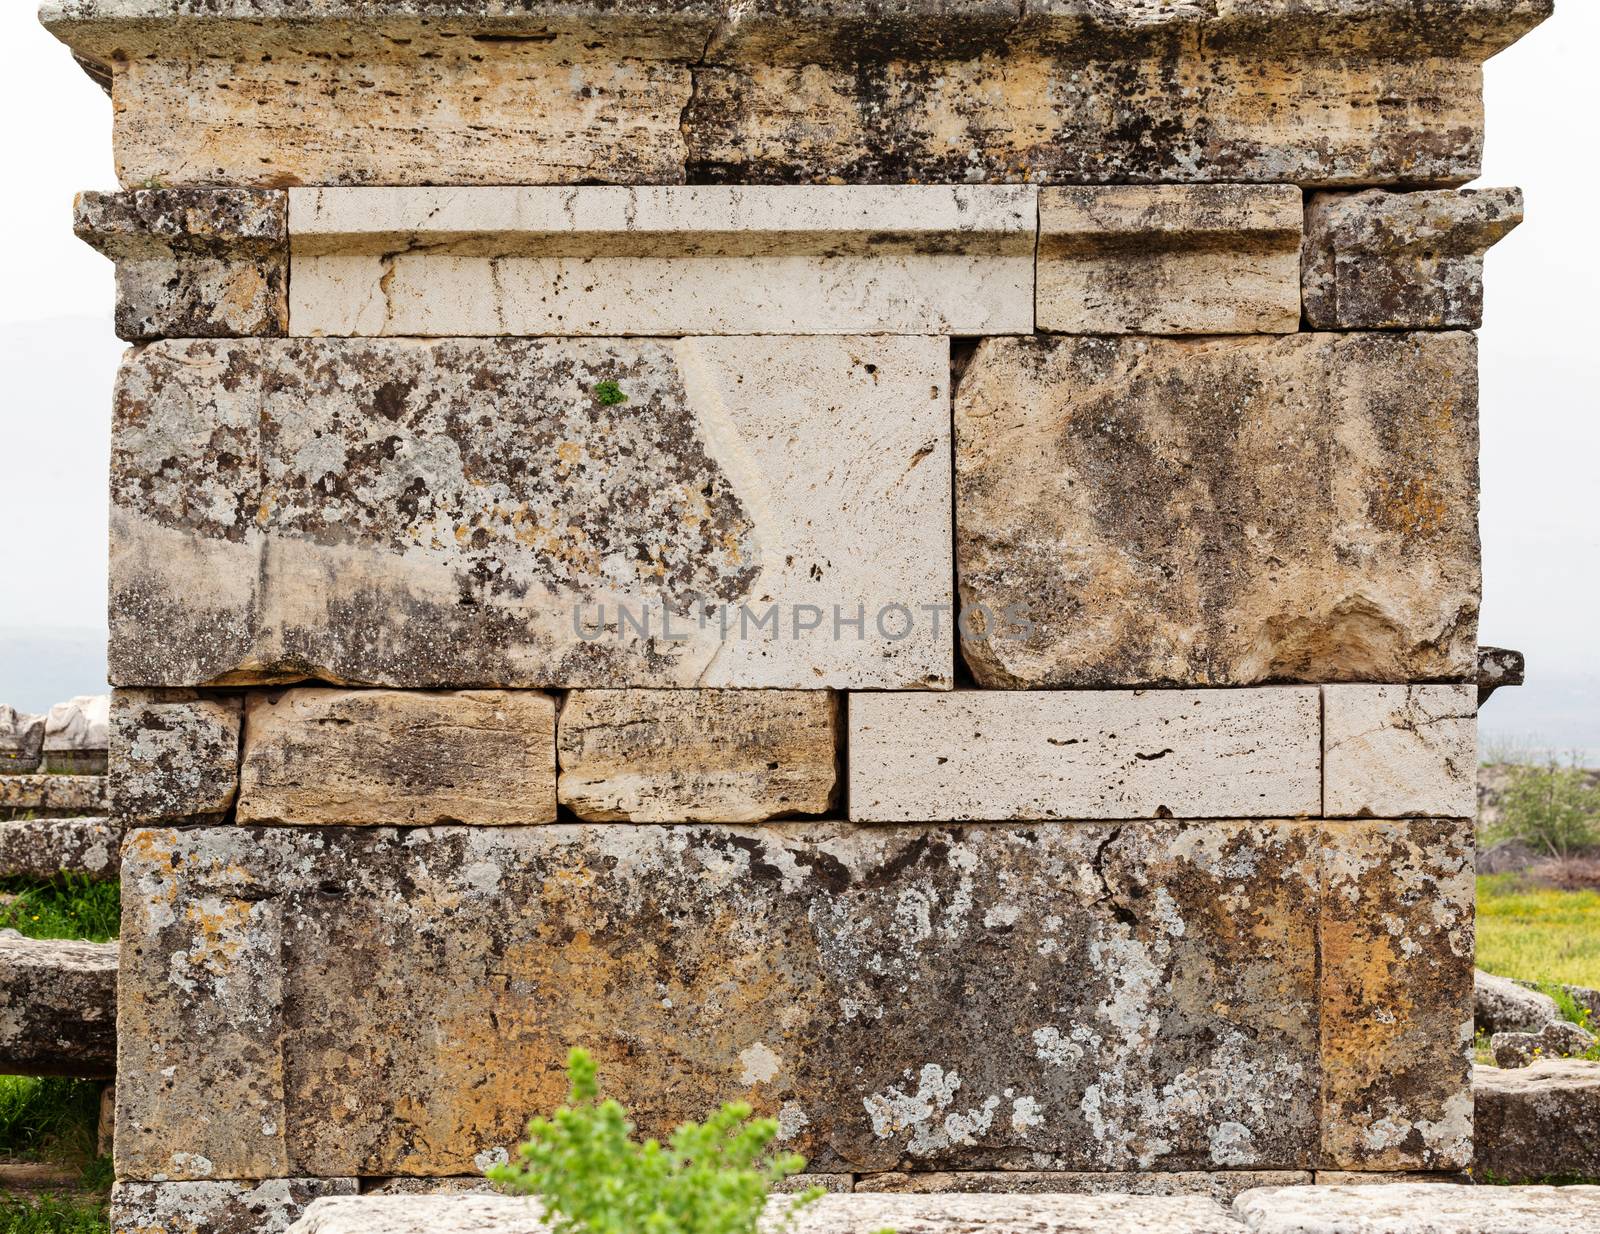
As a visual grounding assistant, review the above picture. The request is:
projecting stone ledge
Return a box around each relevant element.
[0,930,117,1077]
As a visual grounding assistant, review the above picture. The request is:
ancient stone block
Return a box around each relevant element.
[110,689,241,822]
[848,689,1320,822]
[954,333,1479,688]
[0,817,122,880]
[1037,186,1302,334]
[43,694,109,774]
[289,186,1034,336]
[1491,1021,1596,1070]
[111,1180,359,1234]
[118,821,1329,1178]
[1473,1059,1600,1184]
[1477,646,1525,704]
[557,689,838,823]
[856,1172,1311,1200]
[0,930,118,1077]
[1232,1181,1600,1233]
[1322,686,1477,819]
[109,336,952,690]
[0,774,107,817]
[1302,189,1523,329]
[1,705,46,773]
[1476,969,1562,1035]
[237,689,557,826]
[1318,819,1475,1171]
[74,189,288,340]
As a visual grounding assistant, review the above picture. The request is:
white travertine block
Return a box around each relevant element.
[288,186,1036,337]
[848,689,1321,822]
[1322,685,1477,818]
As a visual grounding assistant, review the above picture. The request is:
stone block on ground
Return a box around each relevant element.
[1474,1060,1600,1183]
[110,689,241,822]
[855,1172,1311,1200]
[1477,969,1563,1035]
[112,1180,360,1234]
[0,929,117,1077]
[1233,1182,1600,1233]
[954,333,1479,688]
[1,705,46,773]
[557,689,839,823]
[1492,1021,1597,1069]
[43,694,109,774]
[1322,685,1477,818]
[1302,188,1524,330]
[109,336,952,690]
[1037,186,1302,334]
[0,817,122,880]
[0,774,107,817]
[848,689,1320,822]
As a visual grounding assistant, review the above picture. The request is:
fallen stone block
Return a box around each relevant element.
[954,333,1479,688]
[237,688,557,826]
[1234,1181,1600,1232]
[1037,186,1302,335]
[0,817,122,880]
[289,186,1034,336]
[557,689,839,823]
[848,689,1320,822]
[855,1172,1311,1200]
[0,929,117,1077]
[1474,1059,1600,1183]
[109,336,952,690]
[0,705,46,773]
[1322,685,1477,819]
[43,694,109,775]
[110,689,241,823]
[1302,188,1524,330]
[74,188,288,340]
[112,1180,359,1234]
[1477,969,1563,1035]
[0,774,107,817]
[1492,1021,1597,1069]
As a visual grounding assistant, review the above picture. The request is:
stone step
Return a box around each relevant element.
[0,817,122,880]
[0,930,117,1078]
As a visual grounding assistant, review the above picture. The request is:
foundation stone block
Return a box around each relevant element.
[1322,685,1477,819]
[1473,1059,1600,1184]
[111,1180,359,1234]
[110,689,242,822]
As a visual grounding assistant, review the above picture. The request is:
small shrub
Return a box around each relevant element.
[592,380,627,407]
[1492,757,1600,861]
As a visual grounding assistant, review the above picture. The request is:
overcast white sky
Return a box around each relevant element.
[1,4,1595,753]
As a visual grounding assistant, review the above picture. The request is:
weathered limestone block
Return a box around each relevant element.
[1309,1172,1469,1185]
[1473,1060,1600,1184]
[0,774,107,816]
[1477,969,1562,1035]
[1233,1182,1600,1233]
[74,189,288,340]
[556,690,838,823]
[1322,686,1477,818]
[109,336,952,690]
[0,930,117,1077]
[0,705,46,773]
[954,333,1479,688]
[1302,188,1523,329]
[856,1172,1311,1200]
[848,689,1320,822]
[112,1180,359,1234]
[1491,1022,1597,1070]
[120,821,1336,1178]
[289,186,1035,336]
[110,689,241,822]
[1037,186,1302,335]
[1317,819,1475,1171]
[237,689,557,826]
[43,693,109,774]
[0,817,122,880]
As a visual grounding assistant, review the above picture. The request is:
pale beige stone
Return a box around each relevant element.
[856,1172,1312,1200]
[1322,685,1477,819]
[1038,186,1302,334]
[289,186,1035,336]
[237,689,557,826]
[1233,1182,1600,1234]
[848,689,1321,822]
[557,689,839,823]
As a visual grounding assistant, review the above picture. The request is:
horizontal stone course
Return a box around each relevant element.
[111,1180,359,1234]
[110,688,242,822]
[0,816,122,880]
[1322,685,1478,819]
[855,1172,1312,1199]
[0,930,118,1077]
[0,773,107,816]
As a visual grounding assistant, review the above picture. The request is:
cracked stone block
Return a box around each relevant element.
[108,336,952,690]
[0,931,117,1077]
[848,689,1320,823]
[1473,1059,1600,1184]
[111,1180,359,1234]
[856,1172,1311,1200]
[0,774,107,816]
[1233,1181,1600,1233]
[74,189,288,340]
[557,689,839,823]
[289,186,1035,336]
[954,333,1479,688]
[110,689,242,822]
[118,820,1334,1178]
[1037,186,1302,334]
[1318,819,1475,1171]
[1302,189,1523,329]
[237,689,557,826]
[0,817,122,880]
[1322,686,1477,819]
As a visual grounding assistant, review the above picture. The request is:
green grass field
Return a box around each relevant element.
[1477,874,1600,990]
[0,1194,108,1234]
[0,878,119,944]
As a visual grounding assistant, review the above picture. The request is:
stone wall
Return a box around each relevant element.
[39,3,1550,1232]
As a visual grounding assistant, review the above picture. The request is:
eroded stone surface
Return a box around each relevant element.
[1477,969,1561,1035]
[557,689,838,823]
[0,817,122,880]
[848,689,1320,822]
[238,689,557,826]
[110,689,241,822]
[1037,186,1302,334]
[1473,1060,1600,1184]
[112,1180,359,1234]
[1303,188,1523,329]
[0,930,117,1077]
[0,774,108,816]
[1491,1021,1597,1070]
[856,1172,1311,1200]
[1234,1181,1600,1233]
[43,694,109,774]
[1322,686,1477,819]
[109,336,951,690]
[954,333,1479,688]
[0,705,46,773]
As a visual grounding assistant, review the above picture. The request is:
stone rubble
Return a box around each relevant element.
[1491,1021,1598,1069]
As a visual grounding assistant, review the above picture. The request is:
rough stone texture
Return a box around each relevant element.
[109,689,242,822]
[109,336,951,691]
[237,689,557,826]
[1317,819,1475,1171]
[954,333,1479,688]
[1,705,46,773]
[1310,1172,1470,1184]
[118,820,1358,1178]
[557,689,839,823]
[1491,1022,1597,1069]
[1234,1182,1600,1233]
[111,1180,360,1234]
[1474,1060,1600,1183]
[43,694,110,773]
[289,186,1034,337]
[0,774,108,816]
[0,817,123,880]
[1478,645,1526,704]
[848,689,1320,822]
[74,189,288,340]
[1037,186,1302,335]
[856,1173,1311,1200]
[0,929,118,1078]
[1302,188,1524,330]
[359,1180,498,1197]
[1322,685,1478,819]
[1477,970,1562,1035]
